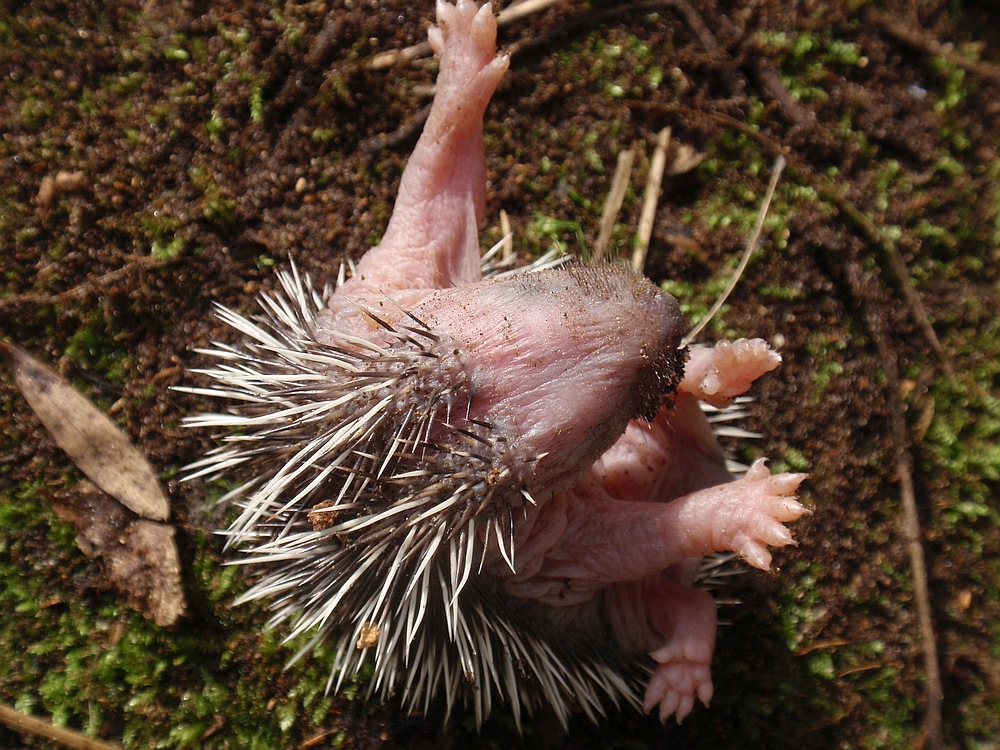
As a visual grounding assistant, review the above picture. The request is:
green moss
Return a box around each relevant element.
[64,311,133,386]
[163,45,190,63]
[757,284,804,301]
[926,379,1000,525]
[151,235,187,260]
[142,212,188,260]
[524,214,588,259]
[930,56,969,113]
[0,499,359,749]
[810,359,846,404]
[848,666,919,749]
[755,28,867,105]
[660,276,724,331]
[205,110,225,141]
[778,561,825,650]
[255,254,276,270]
[189,163,236,228]
[312,127,337,143]
[249,83,266,124]
[782,447,811,472]
[19,96,54,127]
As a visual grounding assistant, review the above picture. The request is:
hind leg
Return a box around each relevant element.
[605,572,717,723]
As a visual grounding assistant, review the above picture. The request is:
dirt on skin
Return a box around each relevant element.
[1,1,998,749]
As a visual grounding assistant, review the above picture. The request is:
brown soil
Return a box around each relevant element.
[1,1,998,748]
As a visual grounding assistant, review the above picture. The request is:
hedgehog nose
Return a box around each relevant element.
[566,264,684,345]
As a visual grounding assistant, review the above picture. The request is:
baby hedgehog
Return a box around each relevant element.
[184,0,808,729]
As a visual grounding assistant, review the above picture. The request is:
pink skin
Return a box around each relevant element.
[605,573,718,722]
[414,267,685,492]
[322,0,808,724]
[504,459,806,602]
[323,0,509,331]
[682,338,781,408]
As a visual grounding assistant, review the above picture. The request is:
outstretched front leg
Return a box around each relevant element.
[506,459,808,597]
[339,0,510,302]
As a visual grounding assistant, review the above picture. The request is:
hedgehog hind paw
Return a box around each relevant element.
[643,657,714,724]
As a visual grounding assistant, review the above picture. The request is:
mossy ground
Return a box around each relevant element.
[1,1,998,748]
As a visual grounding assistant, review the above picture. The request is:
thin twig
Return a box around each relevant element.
[499,208,514,262]
[684,155,785,345]
[0,254,179,314]
[368,41,433,71]
[844,263,944,750]
[497,0,566,27]
[0,702,122,750]
[625,101,956,383]
[870,10,1000,85]
[593,149,635,261]
[632,127,671,273]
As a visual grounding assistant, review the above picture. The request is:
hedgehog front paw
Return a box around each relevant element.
[432,0,497,61]
[429,1,508,105]
[682,338,781,407]
[644,639,714,723]
[710,458,809,570]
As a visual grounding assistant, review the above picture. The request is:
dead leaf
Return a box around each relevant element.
[666,142,706,176]
[0,343,170,521]
[1,343,185,625]
[52,482,186,627]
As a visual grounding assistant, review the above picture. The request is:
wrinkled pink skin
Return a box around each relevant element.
[323,0,506,327]
[323,0,807,724]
